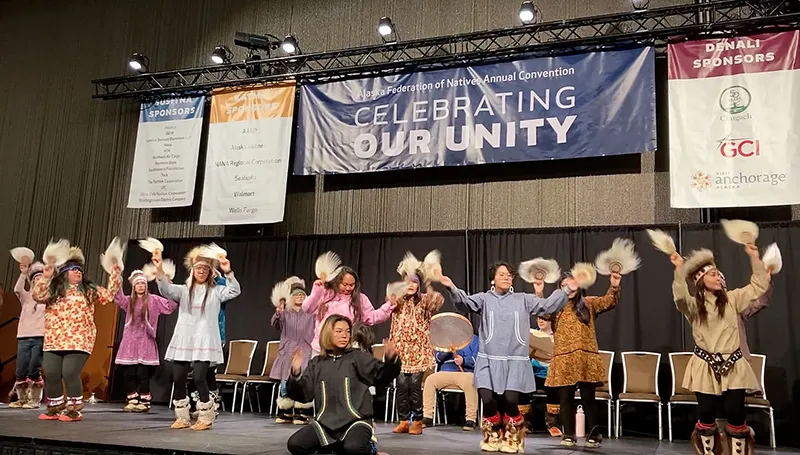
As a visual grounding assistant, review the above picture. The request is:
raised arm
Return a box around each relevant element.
[439,275,486,313]
[361,294,393,325]
[271,307,284,330]
[585,286,620,315]
[286,357,318,404]
[114,289,131,312]
[14,274,28,300]
[216,272,241,302]
[523,286,570,315]
[151,294,178,316]
[353,349,402,387]
[31,272,53,303]
[92,268,123,306]
[728,246,769,313]
[671,254,696,317]
[422,285,445,314]
[156,276,185,302]
[740,281,772,320]
[301,282,332,314]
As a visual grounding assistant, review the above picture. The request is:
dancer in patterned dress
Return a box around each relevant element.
[9,260,46,409]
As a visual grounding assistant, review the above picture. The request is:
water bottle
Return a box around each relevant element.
[575,406,585,438]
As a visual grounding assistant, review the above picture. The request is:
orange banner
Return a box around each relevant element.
[210,84,295,123]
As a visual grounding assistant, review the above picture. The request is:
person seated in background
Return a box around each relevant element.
[421,334,480,431]
[528,315,562,437]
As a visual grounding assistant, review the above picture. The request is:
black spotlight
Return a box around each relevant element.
[519,1,541,25]
[211,45,233,64]
[377,17,398,43]
[128,53,149,72]
[281,35,299,55]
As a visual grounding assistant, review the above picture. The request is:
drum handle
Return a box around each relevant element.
[450,347,464,372]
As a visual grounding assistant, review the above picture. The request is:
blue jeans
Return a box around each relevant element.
[16,337,44,381]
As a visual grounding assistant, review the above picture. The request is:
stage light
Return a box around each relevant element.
[211,45,233,64]
[631,0,650,11]
[377,17,398,43]
[281,35,299,54]
[519,1,541,25]
[128,53,149,72]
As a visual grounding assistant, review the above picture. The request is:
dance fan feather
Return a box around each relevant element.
[386,281,409,299]
[271,281,291,308]
[207,242,227,260]
[397,252,422,279]
[162,259,176,280]
[100,237,126,274]
[519,258,561,284]
[595,238,641,276]
[762,243,782,274]
[420,250,443,282]
[10,247,35,265]
[721,219,759,245]
[142,263,158,281]
[646,229,677,255]
[138,237,164,260]
[315,251,342,282]
[570,263,597,289]
[43,239,71,267]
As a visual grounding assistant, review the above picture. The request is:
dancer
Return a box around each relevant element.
[32,241,122,422]
[9,256,46,409]
[438,263,577,453]
[285,314,401,455]
[114,269,177,412]
[422,334,480,430]
[390,253,444,435]
[270,277,315,424]
[528,314,561,437]
[154,245,241,431]
[671,244,767,455]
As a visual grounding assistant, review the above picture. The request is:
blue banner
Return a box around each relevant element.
[295,47,656,175]
[139,97,204,123]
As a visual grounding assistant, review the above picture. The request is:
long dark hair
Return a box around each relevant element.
[352,323,375,354]
[321,266,363,323]
[190,270,216,314]
[695,280,727,324]
[48,265,98,304]
[129,291,150,324]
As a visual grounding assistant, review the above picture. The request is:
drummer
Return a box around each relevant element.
[421,334,480,431]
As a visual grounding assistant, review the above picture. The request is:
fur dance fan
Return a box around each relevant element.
[315,251,342,282]
[397,252,422,279]
[386,281,409,299]
[10,247,35,265]
[142,258,176,281]
[721,219,759,245]
[595,238,641,276]
[43,239,71,267]
[570,263,597,289]
[646,229,677,255]
[271,281,291,307]
[762,243,782,274]
[519,258,561,283]
[138,237,164,260]
[207,242,228,260]
[421,250,443,282]
[100,237,126,274]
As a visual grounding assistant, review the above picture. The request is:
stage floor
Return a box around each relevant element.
[0,404,797,455]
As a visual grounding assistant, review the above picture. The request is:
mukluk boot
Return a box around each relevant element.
[58,397,84,422]
[190,400,215,431]
[691,422,723,455]
[501,414,526,454]
[8,380,30,408]
[480,413,503,452]
[135,394,152,412]
[275,396,295,424]
[517,404,533,433]
[545,404,562,437]
[726,423,756,455]
[210,389,221,417]
[189,390,200,420]
[293,401,313,425]
[124,393,140,412]
[171,398,192,429]
[38,396,66,421]
[23,379,44,409]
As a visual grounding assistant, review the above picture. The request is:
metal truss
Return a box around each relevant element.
[93,0,800,100]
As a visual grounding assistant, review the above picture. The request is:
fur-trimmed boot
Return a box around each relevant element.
[501,414,526,453]
[517,404,533,433]
[210,389,221,418]
[136,394,152,412]
[691,422,723,455]
[171,398,192,429]
[58,397,84,422]
[124,393,140,412]
[38,396,66,421]
[480,413,503,452]
[8,381,30,408]
[191,400,215,431]
[23,379,44,409]
[726,423,756,455]
[276,396,295,424]
[293,401,313,425]
[546,404,562,437]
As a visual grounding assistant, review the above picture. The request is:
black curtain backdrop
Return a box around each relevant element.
[108,224,800,447]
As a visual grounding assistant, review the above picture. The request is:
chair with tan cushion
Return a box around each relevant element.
[616,352,662,440]
[216,339,258,414]
[574,350,615,437]
[241,340,281,414]
[668,352,697,442]
[745,354,776,448]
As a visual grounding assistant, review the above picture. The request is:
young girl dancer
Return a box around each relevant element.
[32,243,122,422]
[302,266,393,357]
[114,269,177,412]
[285,314,401,455]
[671,244,767,455]
[528,314,561,437]
[439,263,577,453]
[9,258,46,409]
[270,277,315,424]
[154,246,240,431]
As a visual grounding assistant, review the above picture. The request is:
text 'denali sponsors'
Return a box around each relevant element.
[127,97,205,208]
[199,85,295,225]
[668,31,800,208]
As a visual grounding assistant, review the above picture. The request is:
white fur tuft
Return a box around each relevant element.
[396,252,422,279]
[315,251,342,282]
[518,258,561,284]
[646,229,676,255]
[570,263,597,289]
[721,219,759,245]
[207,242,227,260]
[100,237,126,274]
[162,259,176,281]
[386,281,409,299]
[138,237,164,253]
[43,239,71,267]
[420,250,442,282]
[10,247,35,265]
[762,243,782,274]
[142,263,158,281]
[595,238,641,276]
[271,281,290,308]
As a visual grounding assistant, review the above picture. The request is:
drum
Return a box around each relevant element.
[430,312,474,353]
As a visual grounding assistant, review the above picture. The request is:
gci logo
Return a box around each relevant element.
[719,139,760,158]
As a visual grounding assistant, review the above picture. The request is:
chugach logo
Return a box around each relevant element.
[719,86,751,115]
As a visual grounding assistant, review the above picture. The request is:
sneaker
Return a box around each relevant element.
[463,420,476,431]
[561,436,577,447]
[586,434,602,448]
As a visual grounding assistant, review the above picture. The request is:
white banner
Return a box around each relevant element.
[668,31,800,208]
[127,97,205,208]
[199,85,295,225]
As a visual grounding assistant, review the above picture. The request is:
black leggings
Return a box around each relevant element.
[173,361,210,402]
[697,390,746,426]
[558,383,599,437]
[287,422,374,455]
[43,351,89,399]
[479,388,521,418]
[535,376,559,405]
[122,364,155,396]
[207,364,217,392]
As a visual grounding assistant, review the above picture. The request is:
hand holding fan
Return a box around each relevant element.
[762,243,782,274]
[570,263,597,289]
[100,237,126,274]
[595,238,641,276]
[421,250,442,283]
[10,247,35,265]
[646,229,676,255]
[519,258,560,284]
[43,239,71,267]
[315,251,342,282]
[721,219,759,245]
[139,237,164,261]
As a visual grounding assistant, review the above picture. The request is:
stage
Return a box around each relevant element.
[0,404,796,455]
